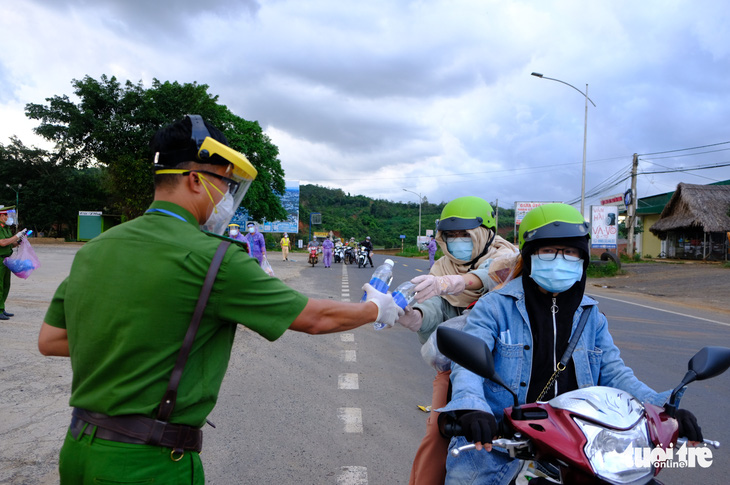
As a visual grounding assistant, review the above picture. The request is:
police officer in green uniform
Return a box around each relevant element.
[0,205,27,320]
[38,115,402,484]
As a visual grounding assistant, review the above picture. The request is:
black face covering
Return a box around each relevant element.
[522,237,589,402]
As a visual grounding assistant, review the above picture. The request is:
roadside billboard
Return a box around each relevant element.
[591,205,618,248]
[232,180,300,233]
[513,201,561,242]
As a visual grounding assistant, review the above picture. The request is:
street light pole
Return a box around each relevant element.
[5,184,21,227]
[531,72,596,218]
[402,188,423,242]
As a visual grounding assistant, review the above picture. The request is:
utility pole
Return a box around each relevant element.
[627,154,638,257]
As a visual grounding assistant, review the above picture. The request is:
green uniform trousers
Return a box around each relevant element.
[59,427,205,484]
[0,263,10,312]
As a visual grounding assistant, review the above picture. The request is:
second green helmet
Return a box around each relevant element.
[437,196,496,232]
[518,203,590,250]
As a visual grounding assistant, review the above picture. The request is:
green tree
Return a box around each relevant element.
[25,75,286,221]
[0,137,109,238]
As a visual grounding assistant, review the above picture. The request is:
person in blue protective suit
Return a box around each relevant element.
[227,224,250,256]
[426,235,437,269]
[440,203,704,484]
[244,222,266,264]
[322,237,334,268]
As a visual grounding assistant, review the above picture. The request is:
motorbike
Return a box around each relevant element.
[334,244,344,263]
[357,247,370,268]
[436,326,730,485]
[344,246,356,265]
[308,247,319,267]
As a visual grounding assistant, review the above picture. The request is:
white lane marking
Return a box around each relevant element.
[338,373,359,390]
[337,466,368,485]
[338,407,363,433]
[341,350,356,362]
[587,292,730,327]
[341,333,355,342]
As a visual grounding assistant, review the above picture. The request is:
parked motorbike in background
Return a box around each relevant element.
[437,326,730,485]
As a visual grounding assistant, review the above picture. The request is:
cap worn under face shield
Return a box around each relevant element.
[153,115,258,235]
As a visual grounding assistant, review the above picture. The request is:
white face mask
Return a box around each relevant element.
[201,191,235,235]
[6,217,14,225]
[229,228,239,237]
[247,226,255,233]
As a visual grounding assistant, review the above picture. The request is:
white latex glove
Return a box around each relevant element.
[362,283,404,328]
[397,306,423,332]
[14,228,27,241]
[411,274,466,303]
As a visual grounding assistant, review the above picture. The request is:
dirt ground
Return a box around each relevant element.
[0,245,727,483]
[588,260,730,315]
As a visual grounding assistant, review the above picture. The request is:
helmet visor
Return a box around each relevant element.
[437,216,483,232]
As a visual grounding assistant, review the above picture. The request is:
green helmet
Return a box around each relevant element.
[518,203,590,250]
[437,196,496,232]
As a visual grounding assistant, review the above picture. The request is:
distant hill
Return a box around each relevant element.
[296,184,516,248]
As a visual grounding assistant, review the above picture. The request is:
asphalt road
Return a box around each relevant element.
[1,245,729,484]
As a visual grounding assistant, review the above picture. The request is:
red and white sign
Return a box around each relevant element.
[514,201,559,226]
[600,193,626,211]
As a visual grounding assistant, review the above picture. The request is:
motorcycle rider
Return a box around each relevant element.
[398,196,519,485]
[360,236,374,268]
[440,203,703,484]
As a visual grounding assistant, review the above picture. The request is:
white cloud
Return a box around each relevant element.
[2,0,730,212]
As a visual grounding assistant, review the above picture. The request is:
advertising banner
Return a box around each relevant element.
[591,205,618,248]
[232,180,300,233]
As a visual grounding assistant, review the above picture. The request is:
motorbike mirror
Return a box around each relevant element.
[688,346,730,381]
[437,326,496,380]
[667,346,730,416]
[437,327,520,411]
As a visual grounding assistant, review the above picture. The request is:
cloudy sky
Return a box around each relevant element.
[2,0,730,214]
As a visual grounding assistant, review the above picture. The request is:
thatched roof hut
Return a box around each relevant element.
[649,182,730,238]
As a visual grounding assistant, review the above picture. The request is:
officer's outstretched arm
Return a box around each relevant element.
[38,322,70,357]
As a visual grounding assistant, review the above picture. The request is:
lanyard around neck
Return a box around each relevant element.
[145,208,188,223]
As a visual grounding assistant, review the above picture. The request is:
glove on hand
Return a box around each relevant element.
[458,410,498,445]
[363,283,404,328]
[14,229,27,242]
[411,274,466,303]
[676,409,703,442]
[397,306,423,332]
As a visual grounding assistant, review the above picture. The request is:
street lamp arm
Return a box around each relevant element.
[531,73,596,107]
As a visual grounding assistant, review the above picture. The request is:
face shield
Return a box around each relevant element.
[154,115,258,235]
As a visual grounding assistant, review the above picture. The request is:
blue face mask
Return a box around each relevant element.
[446,237,473,261]
[530,254,584,293]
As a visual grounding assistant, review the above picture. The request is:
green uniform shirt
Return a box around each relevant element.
[0,223,13,257]
[45,201,308,427]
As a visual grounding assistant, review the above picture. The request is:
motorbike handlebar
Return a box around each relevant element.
[677,437,721,449]
[451,437,531,458]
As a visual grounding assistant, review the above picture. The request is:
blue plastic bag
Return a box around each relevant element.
[3,239,40,279]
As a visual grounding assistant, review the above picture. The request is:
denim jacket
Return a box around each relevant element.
[439,277,669,421]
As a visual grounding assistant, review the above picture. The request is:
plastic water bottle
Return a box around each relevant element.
[360,259,395,302]
[391,280,418,310]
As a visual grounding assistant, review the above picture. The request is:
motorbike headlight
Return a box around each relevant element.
[575,417,654,485]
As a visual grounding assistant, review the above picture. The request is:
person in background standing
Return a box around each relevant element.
[0,205,26,320]
[279,232,290,261]
[322,236,334,268]
[427,235,437,269]
[244,222,266,264]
